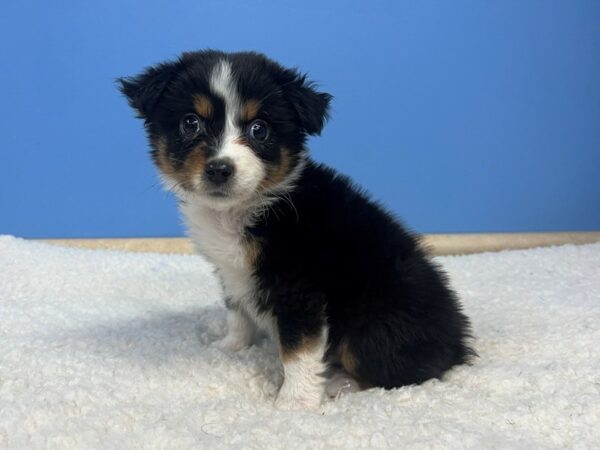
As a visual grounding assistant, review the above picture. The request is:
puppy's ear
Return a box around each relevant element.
[118,61,181,118]
[282,71,332,136]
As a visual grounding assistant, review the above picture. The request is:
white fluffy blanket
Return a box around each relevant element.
[1,235,599,449]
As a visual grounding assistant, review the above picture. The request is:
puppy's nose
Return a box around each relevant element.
[205,159,235,185]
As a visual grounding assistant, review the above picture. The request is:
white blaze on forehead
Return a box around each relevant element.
[209,60,265,197]
[210,60,240,138]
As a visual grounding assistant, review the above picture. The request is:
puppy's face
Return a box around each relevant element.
[120,51,331,209]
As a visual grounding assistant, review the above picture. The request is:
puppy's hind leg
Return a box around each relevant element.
[325,368,361,400]
[323,337,364,400]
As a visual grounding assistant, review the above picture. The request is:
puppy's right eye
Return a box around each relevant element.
[179,113,203,137]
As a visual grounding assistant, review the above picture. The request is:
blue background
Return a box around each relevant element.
[1,1,599,238]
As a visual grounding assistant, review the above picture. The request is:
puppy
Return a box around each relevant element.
[120,50,474,410]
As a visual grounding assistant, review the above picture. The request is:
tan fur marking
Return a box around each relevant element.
[259,147,291,192]
[338,338,358,374]
[153,136,174,175]
[241,99,261,122]
[281,334,322,363]
[153,136,206,191]
[193,94,214,119]
[180,149,207,186]
[233,136,247,146]
[243,237,261,267]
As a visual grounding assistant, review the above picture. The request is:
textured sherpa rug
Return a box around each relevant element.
[1,235,599,449]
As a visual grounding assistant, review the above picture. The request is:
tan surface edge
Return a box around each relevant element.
[38,232,600,256]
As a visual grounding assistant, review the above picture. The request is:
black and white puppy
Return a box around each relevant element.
[120,50,474,410]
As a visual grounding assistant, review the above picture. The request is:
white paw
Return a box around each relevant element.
[325,372,361,399]
[213,333,251,352]
[274,385,324,411]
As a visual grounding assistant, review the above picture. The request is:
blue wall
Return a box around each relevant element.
[1,1,599,238]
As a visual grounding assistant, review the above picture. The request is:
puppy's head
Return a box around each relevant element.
[119,50,331,209]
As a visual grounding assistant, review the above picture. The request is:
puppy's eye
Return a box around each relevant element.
[179,113,203,137]
[248,119,269,142]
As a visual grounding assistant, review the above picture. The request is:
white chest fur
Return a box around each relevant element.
[179,200,273,332]
[180,200,253,297]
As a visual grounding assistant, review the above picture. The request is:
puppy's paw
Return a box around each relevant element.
[213,333,251,353]
[325,372,361,399]
[274,385,324,411]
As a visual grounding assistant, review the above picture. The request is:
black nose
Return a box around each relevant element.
[205,159,235,185]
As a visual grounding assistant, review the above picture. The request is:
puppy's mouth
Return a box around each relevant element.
[207,189,230,198]
[199,182,258,208]
[202,183,247,202]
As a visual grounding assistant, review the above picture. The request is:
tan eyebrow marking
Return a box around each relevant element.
[193,94,214,119]
[241,99,262,122]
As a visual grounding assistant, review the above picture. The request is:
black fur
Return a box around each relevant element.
[252,161,474,388]
[120,60,183,117]
[120,50,474,393]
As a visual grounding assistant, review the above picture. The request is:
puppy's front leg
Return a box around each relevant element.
[275,325,328,410]
[215,307,256,352]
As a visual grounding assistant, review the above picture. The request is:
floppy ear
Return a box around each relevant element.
[118,61,181,118]
[283,71,332,136]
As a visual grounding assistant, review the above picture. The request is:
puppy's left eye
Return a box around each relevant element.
[179,113,203,137]
[248,119,269,142]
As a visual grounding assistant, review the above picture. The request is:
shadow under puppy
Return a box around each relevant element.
[119,50,475,410]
